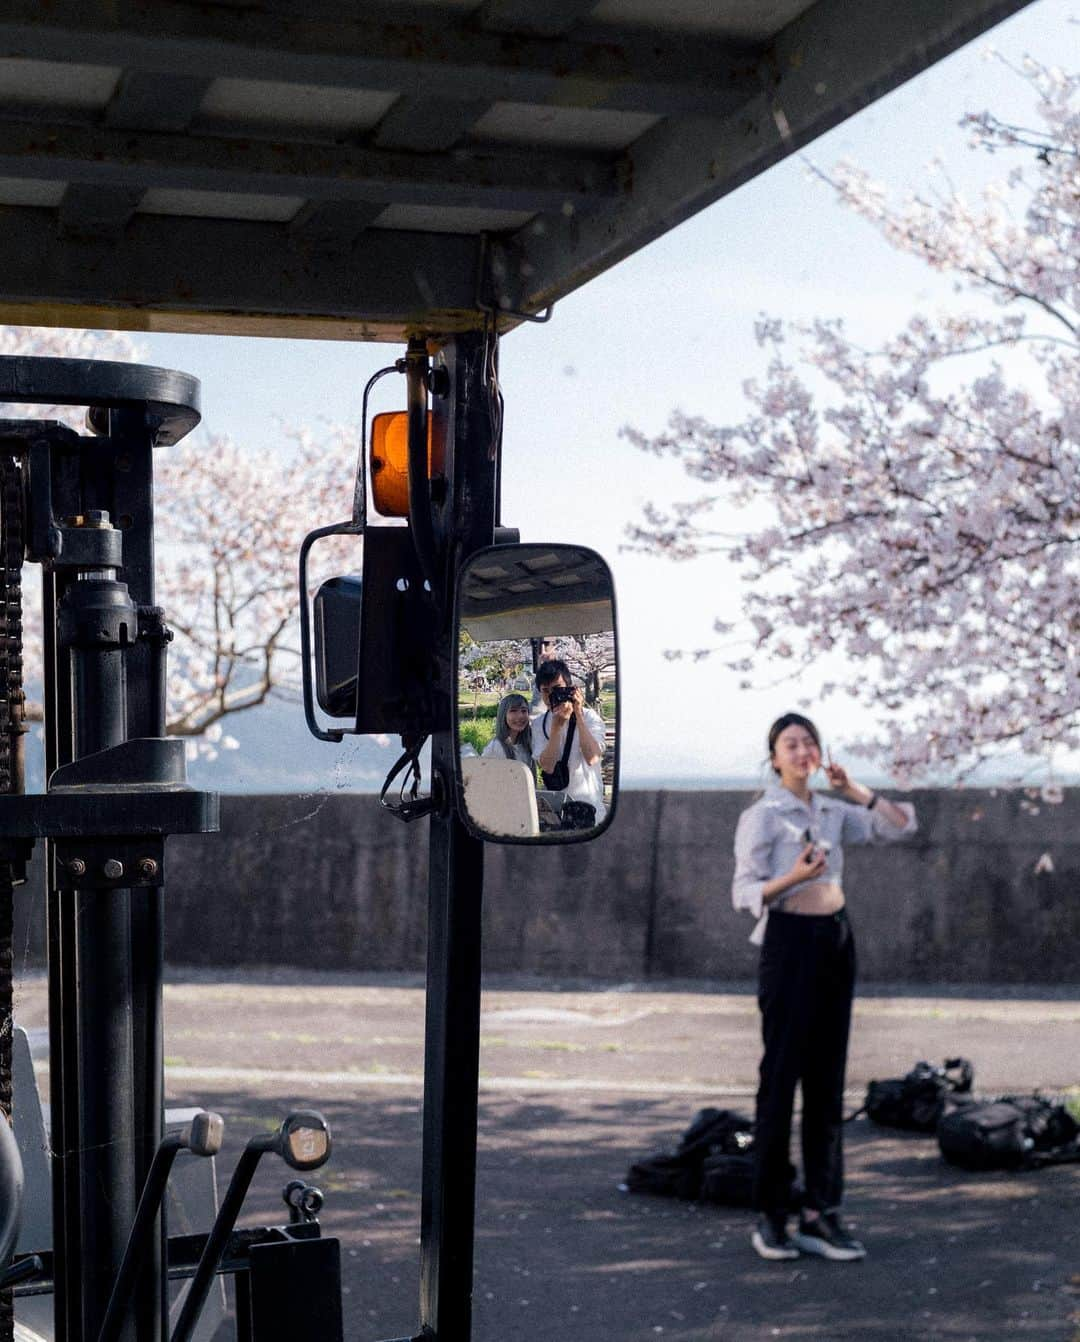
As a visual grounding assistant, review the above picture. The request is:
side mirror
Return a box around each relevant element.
[300,525,438,740]
[453,543,618,843]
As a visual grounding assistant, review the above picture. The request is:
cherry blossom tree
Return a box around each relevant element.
[625,56,1078,781]
[1,325,355,758]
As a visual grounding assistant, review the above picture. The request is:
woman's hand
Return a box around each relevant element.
[825,754,875,805]
[788,842,827,883]
[761,842,827,905]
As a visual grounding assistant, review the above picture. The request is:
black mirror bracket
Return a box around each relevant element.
[300,345,455,748]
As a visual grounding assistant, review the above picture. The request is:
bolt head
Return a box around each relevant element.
[103,859,124,880]
[67,858,87,877]
[138,857,159,878]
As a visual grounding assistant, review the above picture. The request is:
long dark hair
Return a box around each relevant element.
[767,712,822,774]
[495,693,532,759]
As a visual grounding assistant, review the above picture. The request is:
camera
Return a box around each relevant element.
[547,684,576,707]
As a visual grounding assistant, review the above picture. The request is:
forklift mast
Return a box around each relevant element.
[0,357,343,1342]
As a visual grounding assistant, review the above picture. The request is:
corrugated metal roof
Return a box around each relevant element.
[0,0,1034,340]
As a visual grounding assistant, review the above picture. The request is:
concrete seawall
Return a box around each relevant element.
[14,788,1080,982]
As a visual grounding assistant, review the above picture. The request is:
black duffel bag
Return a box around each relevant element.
[938,1095,1080,1171]
[622,1149,702,1199]
[621,1107,754,1200]
[861,1057,975,1132]
[699,1151,754,1207]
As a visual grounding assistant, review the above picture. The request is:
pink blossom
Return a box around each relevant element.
[624,56,1080,780]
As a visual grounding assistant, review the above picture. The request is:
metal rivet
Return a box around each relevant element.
[138,858,158,878]
[67,858,87,877]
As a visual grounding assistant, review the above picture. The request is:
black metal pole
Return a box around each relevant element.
[44,561,81,1342]
[418,813,484,1339]
[417,330,498,1340]
[113,426,168,1342]
[61,568,140,1342]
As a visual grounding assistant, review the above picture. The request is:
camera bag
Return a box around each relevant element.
[621,1107,754,1201]
[937,1095,1080,1171]
[699,1151,755,1207]
[558,799,596,830]
[858,1057,975,1132]
[540,711,575,791]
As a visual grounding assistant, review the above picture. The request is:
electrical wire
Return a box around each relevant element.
[353,361,404,526]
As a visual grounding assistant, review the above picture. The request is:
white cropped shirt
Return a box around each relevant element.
[732,780,917,945]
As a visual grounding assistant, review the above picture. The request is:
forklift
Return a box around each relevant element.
[0,336,618,1340]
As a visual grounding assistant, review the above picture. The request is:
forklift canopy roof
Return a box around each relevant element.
[0,0,1031,341]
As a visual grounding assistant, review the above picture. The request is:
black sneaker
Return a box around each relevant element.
[791,1211,866,1261]
[751,1213,800,1261]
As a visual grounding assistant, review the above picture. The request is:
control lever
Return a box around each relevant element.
[171,1111,331,1342]
[98,1111,224,1342]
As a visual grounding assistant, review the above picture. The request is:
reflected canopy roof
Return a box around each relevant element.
[460,545,613,638]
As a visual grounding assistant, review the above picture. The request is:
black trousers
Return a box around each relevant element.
[753,907,856,1217]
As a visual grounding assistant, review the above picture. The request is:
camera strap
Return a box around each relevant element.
[542,710,576,769]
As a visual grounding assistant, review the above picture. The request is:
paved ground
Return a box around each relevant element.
[13,969,1080,1342]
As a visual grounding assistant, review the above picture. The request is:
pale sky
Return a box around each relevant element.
[133,0,1071,792]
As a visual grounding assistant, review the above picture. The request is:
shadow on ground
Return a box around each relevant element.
[181,1082,1080,1342]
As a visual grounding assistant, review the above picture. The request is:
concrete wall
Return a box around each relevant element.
[14,788,1080,982]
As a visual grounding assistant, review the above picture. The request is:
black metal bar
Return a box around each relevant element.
[0,358,201,446]
[418,816,484,1339]
[405,339,439,592]
[98,1111,222,1342]
[44,556,81,1342]
[64,563,140,1342]
[110,418,167,1342]
[0,1255,42,1291]
[170,1133,283,1342]
[417,330,497,1340]
[96,1130,183,1342]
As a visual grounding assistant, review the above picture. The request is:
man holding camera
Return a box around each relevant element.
[533,659,607,825]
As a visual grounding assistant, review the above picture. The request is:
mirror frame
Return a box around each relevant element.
[451,542,620,845]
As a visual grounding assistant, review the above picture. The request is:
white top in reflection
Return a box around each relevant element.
[482,737,534,770]
[532,704,607,823]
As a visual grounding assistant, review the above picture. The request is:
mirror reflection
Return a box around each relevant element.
[456,543,617,842]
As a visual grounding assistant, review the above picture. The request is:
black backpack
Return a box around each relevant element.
[621,1107,754,1201]
[699,1151,755,1207]
[677,1107,754,1160]
[937,1095,1080,1171]
[860,1058,975,1132]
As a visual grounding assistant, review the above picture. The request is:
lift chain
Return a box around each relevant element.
[0,450,25,1342]
[0,451,25,799]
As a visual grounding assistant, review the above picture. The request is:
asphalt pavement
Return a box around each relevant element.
[13,970,1080,1342]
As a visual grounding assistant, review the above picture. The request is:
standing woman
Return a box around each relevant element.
[482,693,535,773]
[732,712,916,1262]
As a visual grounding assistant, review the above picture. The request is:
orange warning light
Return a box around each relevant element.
[369,411,441,518]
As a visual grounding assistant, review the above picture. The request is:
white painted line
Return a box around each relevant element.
[165,1065,865,1102]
